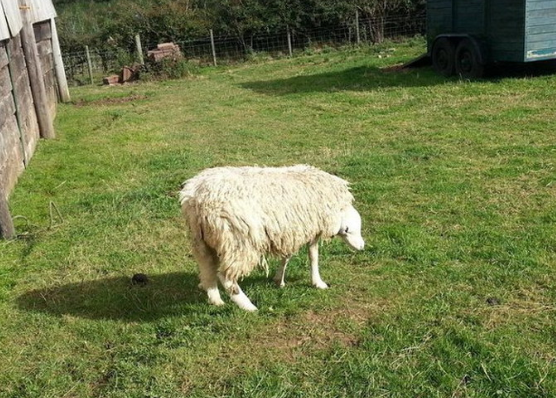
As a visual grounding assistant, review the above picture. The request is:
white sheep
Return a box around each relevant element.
[179,165,365,311]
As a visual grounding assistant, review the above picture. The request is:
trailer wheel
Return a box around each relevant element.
[432,38,455,77]
[455,39,484,78]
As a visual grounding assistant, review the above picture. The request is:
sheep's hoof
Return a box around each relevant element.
[231,294,258,311]
[273,279,286,288]
[208,298,226,306]
[313,281,329,289]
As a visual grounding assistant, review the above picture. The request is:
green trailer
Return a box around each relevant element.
[427,0,556,77]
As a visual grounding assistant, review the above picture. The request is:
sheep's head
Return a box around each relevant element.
[337,206,365,250]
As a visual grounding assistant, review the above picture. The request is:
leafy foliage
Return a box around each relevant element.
[55,0,425,54]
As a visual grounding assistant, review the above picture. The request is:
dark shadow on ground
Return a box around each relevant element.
[240,65,439,95]
[240,62,556,96]
[16,272,207,322]
[486,60,556,79]
[16,271,285,321]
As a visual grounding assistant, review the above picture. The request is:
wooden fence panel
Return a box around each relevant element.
[0,37,24,197]
[9,34,40,163]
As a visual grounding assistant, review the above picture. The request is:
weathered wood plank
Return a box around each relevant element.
[1,0,23,39]
[11,65,40,159]
[0,66,13,97]
[0,42,8,70]
[50,17,70,102]
[41,54,54,76]
[0,115,24,200]
[527,1,556,11]
[526,23,556,35]
[27,0,57,24]
[0,91,16,130]
[18,0,55,139]
[37,40,53,59]
[6,35,21,57]
[0,192,15,239]
[44,68,55,89]
[8,52,27,81]
[33,21,52,42]
[13,67,32,102]
[527,38,556,49]
[526,33,556,44]
[527,8,556,19]
[20,110,39,161]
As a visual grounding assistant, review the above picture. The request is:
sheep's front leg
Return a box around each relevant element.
[309,239,328,289]
[273,256,291,288]
[218,273,258,312]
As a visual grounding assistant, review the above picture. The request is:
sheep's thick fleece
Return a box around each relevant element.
[180,164,363,310]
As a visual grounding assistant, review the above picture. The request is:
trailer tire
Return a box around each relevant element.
[432,38,455,77]
[455,39,485,78]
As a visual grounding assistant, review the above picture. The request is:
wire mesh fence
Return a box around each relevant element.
[63,13,426,85]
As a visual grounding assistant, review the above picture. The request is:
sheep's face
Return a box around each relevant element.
[337,206,365,250]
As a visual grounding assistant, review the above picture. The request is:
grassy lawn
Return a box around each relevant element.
[1,38,556,397]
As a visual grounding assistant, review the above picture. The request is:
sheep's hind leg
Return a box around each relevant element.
[218,273,258,312]
[309,239,328,289]
[193,241,225,306]
[273,256,291,288]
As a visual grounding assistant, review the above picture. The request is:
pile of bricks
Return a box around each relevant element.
[103,64,141,86]
[147,42,182,62]
[103,42,182,85]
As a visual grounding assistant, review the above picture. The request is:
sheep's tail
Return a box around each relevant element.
[179,179,197,207]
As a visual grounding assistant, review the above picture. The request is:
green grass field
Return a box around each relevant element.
[1,39,556,397]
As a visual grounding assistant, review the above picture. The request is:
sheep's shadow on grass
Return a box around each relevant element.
[16,272,210,322]
[16,271,299,321]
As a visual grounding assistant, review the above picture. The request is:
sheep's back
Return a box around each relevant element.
[181,165,353,257]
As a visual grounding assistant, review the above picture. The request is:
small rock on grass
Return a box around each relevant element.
[131,273,149,286]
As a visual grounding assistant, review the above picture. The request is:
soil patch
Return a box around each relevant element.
[73,94,147,107]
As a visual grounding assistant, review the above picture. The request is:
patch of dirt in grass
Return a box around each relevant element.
[251,299,390,362]
[73,94,147,107]
[381,64,411,73]
[480,288,556,331]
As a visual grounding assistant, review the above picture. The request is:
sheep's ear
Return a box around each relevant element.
[337,226,349,236]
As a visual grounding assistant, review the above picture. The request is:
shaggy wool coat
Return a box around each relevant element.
[180,165,354,281]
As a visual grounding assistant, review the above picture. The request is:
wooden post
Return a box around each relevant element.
[50,18,70,102]
[0,191,15,240]
[286,26,293,57]
[134,34,144,65]
[5,40,28,166]
[209,29,217,66]
[18,0,55,139]
[85,45,94,85]
[355,9,361,44]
